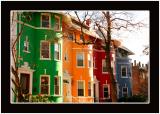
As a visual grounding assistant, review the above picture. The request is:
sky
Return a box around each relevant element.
[112,11,149,64]
[66,11,149,64]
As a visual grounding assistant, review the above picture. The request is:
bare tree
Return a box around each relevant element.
[11,11,32,102]
[67,11,146,102]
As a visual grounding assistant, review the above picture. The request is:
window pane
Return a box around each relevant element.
[41,76,49,94]
[41,42,49,59]
[104,86,109,98]
[54,77,60,95]
[122,66,127,77]
[42,15,49,28]
[77,53,83,66]
[55,17,60,30]
[78,81,84,96]
[54,43,60,60]
[102,60,107,72]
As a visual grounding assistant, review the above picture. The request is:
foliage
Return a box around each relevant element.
[23,94,55,103]
[118,95,148,102]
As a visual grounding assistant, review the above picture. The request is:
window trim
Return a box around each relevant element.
[23,36,30,53]
[54,42,61,61]
[41,13,51,28]
[122,87,128,97]
[76,52,85,68]
[121,65,128,78]
[54,76,61,96]
[103,84,110,99]
[40,75,50,95]
[77,80,85,97]
[54,15,61,31]
[40,40,51,60]
[102,59,108,74]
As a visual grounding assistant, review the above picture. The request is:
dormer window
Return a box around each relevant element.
[41,13,50,28]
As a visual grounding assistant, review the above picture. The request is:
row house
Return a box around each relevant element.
[115,46,134,98]
[132,60,148,97]
[62,17,95,103]
[12,11,67,102]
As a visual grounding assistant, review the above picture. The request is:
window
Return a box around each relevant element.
[103,85,109,98]
[54,43,60,60]
[68,33,74,40]
[121,66,127,77]
[41,14,50,28]
[80,34,84,41]
[102,59,107,73]
[78,81,84,96]
[40,76,49,94]
[88,54,92,68]
[88,82,91,96]
[40,41,50,59]
[54,76,60,95]
[77,53,84,67]
[54,16,60,31]
[24,36,29,52]
[122,87,128,97]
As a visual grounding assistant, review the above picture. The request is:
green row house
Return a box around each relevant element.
[13,11,66,102]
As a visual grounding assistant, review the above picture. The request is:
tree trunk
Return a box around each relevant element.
[105,11,117,102]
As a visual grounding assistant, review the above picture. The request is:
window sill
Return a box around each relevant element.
[76,66,85,68]
[121,77,129,78]
[54,59,61,62]
[40,58,51,60]
[23,50,30,53]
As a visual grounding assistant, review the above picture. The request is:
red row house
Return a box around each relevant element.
[91,31,120,102]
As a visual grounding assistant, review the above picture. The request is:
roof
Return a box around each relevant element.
[118,45,134,55]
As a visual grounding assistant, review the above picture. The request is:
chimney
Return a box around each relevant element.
[138,62,141,67]
[134,60,136,66]
[86,19,91,27]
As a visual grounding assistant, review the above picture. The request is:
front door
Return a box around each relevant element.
[20,73,30,94]
[63,80,70,102]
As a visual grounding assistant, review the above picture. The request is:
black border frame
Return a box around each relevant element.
[1,1,159,113]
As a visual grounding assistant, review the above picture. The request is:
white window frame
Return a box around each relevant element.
[23,36,30,53]
[103,84,110,99]
[54,42,61,61]
[121,65,127,78]
[122,87,128,97]
[54,76,61,96]
[40,75,50,95]
[54,15,61,31]
[41,13,51,28]
[77,80,85,97]
[88,54,92,68]
[102,59,107,74]
[76,52,85,68]
[40,40,51,60]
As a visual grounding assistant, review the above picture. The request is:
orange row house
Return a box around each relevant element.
[62,17,94,103]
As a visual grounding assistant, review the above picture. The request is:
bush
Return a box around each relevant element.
[118,95,147,102]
